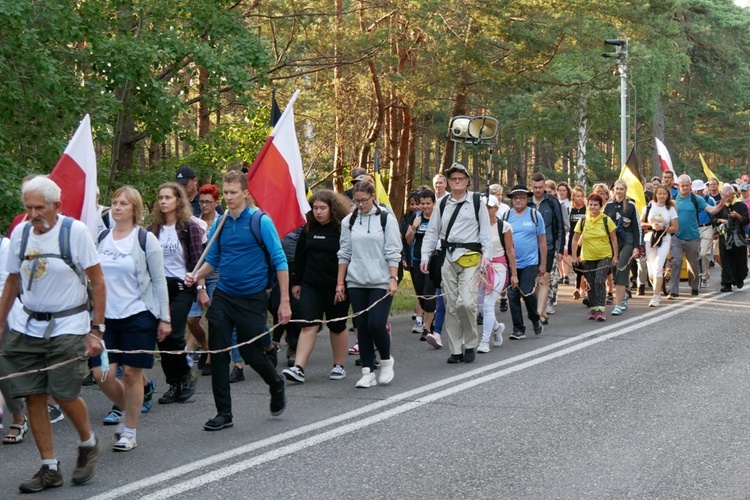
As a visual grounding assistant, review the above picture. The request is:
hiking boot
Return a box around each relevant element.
[72,436,102,485]
[18,463,63,493]
[158,383,180,404]
[176,372,196,402]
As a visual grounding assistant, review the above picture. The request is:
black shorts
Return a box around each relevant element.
[298,283,349,333]
[89,310,158,369]
[544,250,555,273]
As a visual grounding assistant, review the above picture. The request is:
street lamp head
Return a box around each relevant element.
[604,39,626,46]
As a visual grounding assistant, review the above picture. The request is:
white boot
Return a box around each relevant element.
[378,356,395,385]
[356,368,377,388]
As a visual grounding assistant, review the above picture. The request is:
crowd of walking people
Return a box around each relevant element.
[0,162,748,493]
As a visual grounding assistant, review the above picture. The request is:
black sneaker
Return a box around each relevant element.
[201,363,212,376]
[606,293,614,305]
[176,372,196,402]
[71,436,102,485]
[667,293,679,300]
[81,371,96,386]
[270,379,286,416]
[204,414,233,431]
[282,365,305,383]
[509,331,526,340]
[499,298,508,312]
[637,284,645,296]
[229,365,245,383]
[476,313,483,326]
[197,352,208,370]
[446,354,464,364]
[691,289,699,297]
[142,379,156,413]
[533,321,544,335]
[355,358,380,367]
[463,348,476,363]
[18,463,63,493]
[582,297,591,307]
[419,329,429,341]
[158,383,180,404]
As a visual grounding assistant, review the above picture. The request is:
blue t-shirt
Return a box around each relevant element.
[506,209,546,269]
[674,193,708,240]
[697,195,715,225]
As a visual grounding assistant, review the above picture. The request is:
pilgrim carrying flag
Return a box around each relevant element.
[48,114,99,239]
[247,89,310,237]
[654,137,675,175]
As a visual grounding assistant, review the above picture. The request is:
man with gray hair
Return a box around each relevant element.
[668,174,726,299]
[0,176,106,492]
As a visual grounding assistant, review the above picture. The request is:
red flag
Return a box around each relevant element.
[49,114,99,239]
[247,90,310,237]
[654,137,675,175]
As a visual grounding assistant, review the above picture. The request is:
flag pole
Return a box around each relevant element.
[191,212,229,274]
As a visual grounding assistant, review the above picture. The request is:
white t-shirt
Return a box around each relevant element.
[497,202,511,220]
[6,217,100,338]
[490,219,512,259]
[644,203,678,228]
[99,228,147,319]
[159,224,186,279]
[191,215,208,244]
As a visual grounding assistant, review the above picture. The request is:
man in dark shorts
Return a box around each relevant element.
[0,176,106,493]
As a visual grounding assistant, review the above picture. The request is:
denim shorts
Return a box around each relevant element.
[188,278,218,318]
[89,310,159,369]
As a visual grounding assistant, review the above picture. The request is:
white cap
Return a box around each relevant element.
[691,179,706,191]
[486,194,499,207]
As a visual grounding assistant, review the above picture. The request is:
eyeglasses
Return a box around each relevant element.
[199,200,215,205]
[353,197,372,205]
[448,177,467,183]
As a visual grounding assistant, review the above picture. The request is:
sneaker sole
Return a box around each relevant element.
[509,334,526,340]
[204,422,233,431]
[282,370,305,383]
[112,443,137,452]
[425,336,442,349]
[19,481,63,493]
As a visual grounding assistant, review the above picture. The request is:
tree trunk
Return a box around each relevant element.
[577,98,588,187]
[389,105,410,220]
[197,67,211,139]
[332,0,345,192]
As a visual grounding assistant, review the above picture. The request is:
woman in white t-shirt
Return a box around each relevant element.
[640,186,679,307]
[477,195,517,353]
[91,186,171,451]
[148,183,207,405]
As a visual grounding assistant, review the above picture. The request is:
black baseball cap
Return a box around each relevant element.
[175,166,196,185]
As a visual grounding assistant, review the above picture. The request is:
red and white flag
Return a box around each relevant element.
[654,137,675,175]
[48,115,99,240]
[247,90,310,238]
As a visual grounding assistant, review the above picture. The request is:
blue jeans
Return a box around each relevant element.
[434,288,445,335]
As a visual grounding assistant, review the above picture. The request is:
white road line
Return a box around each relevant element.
[91,290,735,500]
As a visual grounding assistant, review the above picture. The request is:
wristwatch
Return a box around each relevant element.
[196,285,207,291]
[91,324,106,333]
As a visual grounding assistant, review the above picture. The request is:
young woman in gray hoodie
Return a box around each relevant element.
[336,182,402,388]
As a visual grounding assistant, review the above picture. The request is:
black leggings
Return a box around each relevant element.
[161,278,194,384]
[348,288,393,370]
[582,258,611,308]
[410,263,436,313]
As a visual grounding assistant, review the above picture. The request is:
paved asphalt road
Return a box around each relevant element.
[2,277,750,499]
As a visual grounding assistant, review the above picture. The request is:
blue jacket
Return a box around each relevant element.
[206,207,288,296]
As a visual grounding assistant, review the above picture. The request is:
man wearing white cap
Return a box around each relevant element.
[692,179,714,287]
[420,163,492,364]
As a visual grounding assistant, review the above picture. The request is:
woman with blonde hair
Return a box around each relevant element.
[90,185,170,450]
[640,186,678,306]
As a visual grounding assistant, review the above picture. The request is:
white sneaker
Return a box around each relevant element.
[355,368,377,388]
[411,318,423,333]
[477,341,490,353]
[546,303,556,315]
[425,333,443,349]
[113,432,137,452]
[648,295,660,307]
[378,357,394,385]
[329,365,346,380]
[492,323,505,347]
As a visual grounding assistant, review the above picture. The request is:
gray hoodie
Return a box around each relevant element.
[338,206,402,288]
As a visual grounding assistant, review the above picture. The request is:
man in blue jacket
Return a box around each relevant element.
[186,170,291,431]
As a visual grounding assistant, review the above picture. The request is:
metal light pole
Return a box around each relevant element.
[604,38,628,167]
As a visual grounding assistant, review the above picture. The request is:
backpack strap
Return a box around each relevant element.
[249,210,275,288]
[472,192,481,222]
[19,217,85,292]
[690,193,701,224]
[349,209,389,235]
